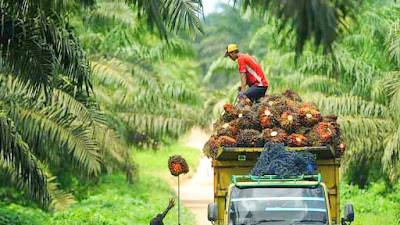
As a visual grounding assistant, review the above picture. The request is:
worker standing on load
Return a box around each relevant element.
[225,44,269,102]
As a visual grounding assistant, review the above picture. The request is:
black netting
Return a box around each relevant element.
[251,142,317,176]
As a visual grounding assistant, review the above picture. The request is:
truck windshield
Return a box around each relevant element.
[228,186,328,225]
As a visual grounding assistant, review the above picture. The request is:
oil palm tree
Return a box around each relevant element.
[234,0,363,54]
[0,0,206,207]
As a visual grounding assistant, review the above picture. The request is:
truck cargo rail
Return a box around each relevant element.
[232,174,322,187]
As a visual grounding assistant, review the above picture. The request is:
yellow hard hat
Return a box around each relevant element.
[225,44,239,57]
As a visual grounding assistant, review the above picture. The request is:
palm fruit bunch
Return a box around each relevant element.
[280,110,301,133]
[271,98,291,115]
[312,122,337,144]
[217,136,237,147]
[307,129,324,146]
[237,109,260,130]
[287,134,311,147]
[203,136,219,158]
[322,114,341,137]
[222,104,239,122]
[285,98,300,109]
[299,106,322,126]
[203,89,346,159]
[215,122,236,138]
[284,89,302,102]
[260,94,286,108]
[212,119,225,130]
[168,155,189,177]
[333,138,347,157]
[260,128,287,144]
[336,141,347,157]
[236,129,262,147]
[258,105,279,129]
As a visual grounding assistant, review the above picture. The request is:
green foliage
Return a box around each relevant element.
[235,0,363,54]
[128,0,204,39]
[75,0,208,148]
[0,174,196,225]
[340,181,400,225]
[0,144,200,224]
[46,174,195,225]
[0,204,48,225]
[1,0,207,210]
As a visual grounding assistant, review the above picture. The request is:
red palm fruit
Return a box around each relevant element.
[260,128,287,144]
[215,122,235,138]
[280,111,301,133]
[334,141,347,158]
[287,134,311,147]
[203,136,219,158]
[237,109,260,130]
[285,98,300,109]
[217,136,237,147]
[313,122,337,142]
[223,104,239,121]
[307,130,324,146]
[300,107,322,126]
[259,106,279,129]
[236,129,262,147]
[168,155,189,176]
[338,142,347,153]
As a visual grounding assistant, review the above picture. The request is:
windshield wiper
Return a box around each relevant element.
[251,219,285,224]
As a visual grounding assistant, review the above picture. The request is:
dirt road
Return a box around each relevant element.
[175,128,213,225]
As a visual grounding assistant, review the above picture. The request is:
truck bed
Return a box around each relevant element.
[212,145,341,224]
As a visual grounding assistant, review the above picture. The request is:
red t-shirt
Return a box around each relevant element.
[238,54,268,87]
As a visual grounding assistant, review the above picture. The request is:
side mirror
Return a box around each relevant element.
[344,203,355,222]
[208,203,218,221]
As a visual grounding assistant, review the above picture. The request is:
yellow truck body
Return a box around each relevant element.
[211,146,342,225]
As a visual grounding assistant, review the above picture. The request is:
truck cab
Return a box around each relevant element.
[207,147,355,225]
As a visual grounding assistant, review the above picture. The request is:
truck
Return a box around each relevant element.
[207,146,355,225]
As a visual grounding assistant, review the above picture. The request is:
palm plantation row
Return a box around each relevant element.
[1,0,400,223]
[0,0,205,209]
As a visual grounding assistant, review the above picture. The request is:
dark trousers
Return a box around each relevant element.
[245,85,268,101]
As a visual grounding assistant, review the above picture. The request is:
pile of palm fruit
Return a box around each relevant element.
[203,90,346,158]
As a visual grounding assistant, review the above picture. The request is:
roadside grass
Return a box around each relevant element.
[46,174,195,225]
[0,144,201,225]
[340,181,400,225]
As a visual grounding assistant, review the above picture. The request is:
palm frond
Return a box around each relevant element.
[91,59,135,90]
[127,0,204,39]
[0,112,48,204]
[8,105,102,175]
[46,175,77,212]
[385,18,400,67]
[382,126,400,181]
[203,57,237,84]
[237,0,361,54]
[0,0,91,92]
[119,112,193,138]
[164,0,204,36]
[299,75,347,95]
[302,93,390,118]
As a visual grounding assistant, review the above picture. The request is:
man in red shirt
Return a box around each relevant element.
[225,44,269,102]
